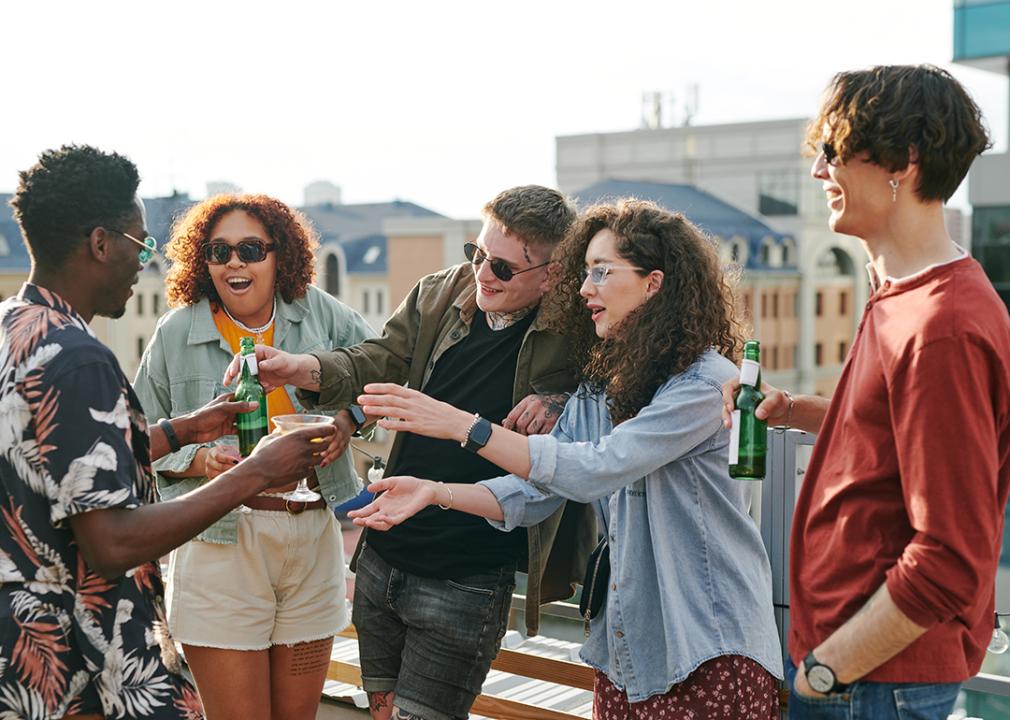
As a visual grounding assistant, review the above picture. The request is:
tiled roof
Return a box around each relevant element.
[572,179,796,270]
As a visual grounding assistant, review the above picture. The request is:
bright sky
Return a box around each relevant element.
[2,0,1006,218]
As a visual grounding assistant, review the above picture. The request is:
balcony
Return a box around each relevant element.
[307,428,1010,718]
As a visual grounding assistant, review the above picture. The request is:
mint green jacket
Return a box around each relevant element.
[133,285,375,543]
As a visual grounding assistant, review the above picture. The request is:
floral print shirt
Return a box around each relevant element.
[0,284,202,719]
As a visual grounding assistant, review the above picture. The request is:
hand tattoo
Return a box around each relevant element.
[310,369,322,386]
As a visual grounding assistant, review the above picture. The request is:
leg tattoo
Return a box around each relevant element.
[369,692,394,712]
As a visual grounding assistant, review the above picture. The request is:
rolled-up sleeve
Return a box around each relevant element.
[527,375,725,503]
[885,337,1003,628]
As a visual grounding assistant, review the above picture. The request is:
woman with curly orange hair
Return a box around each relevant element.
[348,200,784,718]
[134,194,374,720]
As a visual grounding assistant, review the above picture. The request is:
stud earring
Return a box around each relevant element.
[889,179,899,203]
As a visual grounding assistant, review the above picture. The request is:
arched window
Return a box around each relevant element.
[325,254,340,297]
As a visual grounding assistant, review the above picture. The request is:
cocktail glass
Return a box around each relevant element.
[272,414,334,502]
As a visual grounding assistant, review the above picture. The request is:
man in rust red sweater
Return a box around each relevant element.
[724,65,1005,719]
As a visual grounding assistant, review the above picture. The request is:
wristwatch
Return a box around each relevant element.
[461,414,493,453]
[347,404,367,436]
[803,652,848,694]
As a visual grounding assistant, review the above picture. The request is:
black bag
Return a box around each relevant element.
[579,536,610,635]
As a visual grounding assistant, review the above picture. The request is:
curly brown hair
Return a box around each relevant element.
[164,193,319,308]
[542,199,743,424]
[805,64,991,202]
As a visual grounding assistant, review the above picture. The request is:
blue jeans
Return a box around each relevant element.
[351,543,516,720]
[785,658,960,720]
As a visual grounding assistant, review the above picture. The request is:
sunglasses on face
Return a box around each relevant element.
[580,264,644,286]
[820,141,840,167]
[463,242,549,282]
[202,239,276,265]
[86,227,159,264]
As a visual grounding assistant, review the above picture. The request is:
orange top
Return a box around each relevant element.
[212,306,297,429]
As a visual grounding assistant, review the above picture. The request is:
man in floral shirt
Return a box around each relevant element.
[0,145,335,719]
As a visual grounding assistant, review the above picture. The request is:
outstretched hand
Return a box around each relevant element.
[348,476,437,531]
[357,383,472,442]
[183,393,260,445]
[222,345,321,394]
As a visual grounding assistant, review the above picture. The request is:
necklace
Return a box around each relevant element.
[222,301,276,344]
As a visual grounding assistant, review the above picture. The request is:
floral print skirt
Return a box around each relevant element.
[593,654,779,720]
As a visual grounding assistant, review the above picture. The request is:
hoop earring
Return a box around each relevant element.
[889,178,899,203]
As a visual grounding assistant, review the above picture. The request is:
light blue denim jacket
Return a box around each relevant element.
[482,350,783,702]
[133,285,375,543]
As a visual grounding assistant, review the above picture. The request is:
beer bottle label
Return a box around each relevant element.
[244,355,259,375]
[739,359,759,387]
[728,410,741,465]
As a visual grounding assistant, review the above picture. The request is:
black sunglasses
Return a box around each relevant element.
[820,141,840,166]
[203,240,276,265]
[463,242,549,282]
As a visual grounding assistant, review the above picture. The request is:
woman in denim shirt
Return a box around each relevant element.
[134,194,374,720]
[351,200,783,719]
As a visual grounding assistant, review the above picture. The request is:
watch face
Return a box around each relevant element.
[471,418,493,445]
[806,664,835,694]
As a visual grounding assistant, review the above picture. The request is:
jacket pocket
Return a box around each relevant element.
[168,377,226,415]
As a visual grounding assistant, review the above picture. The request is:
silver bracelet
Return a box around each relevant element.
[436,481,454,511]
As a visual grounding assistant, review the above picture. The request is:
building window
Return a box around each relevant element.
[136,293,144,317]
[376,289,384,316]
[137,336,145,360]
[325,254,341,297]
[761,293,767,319]
[793,292,800,317]
[838,341,847,363]
[839,291,848,316]
[815,343,824,366]
[758,169,801,216]
[742,292,752,319]
[153,293,160,316]
[815,291,824,317]
[363,289,370,315]
[971,206,1010,309]
[770,346,779,370]
[772,292,779,318]
[792,345,799,369]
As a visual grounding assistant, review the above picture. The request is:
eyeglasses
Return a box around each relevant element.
[109,229,158,264]
[820,141,841,167]
[463,242,549,282]
[580,264,644,286]
[202,240,276,265]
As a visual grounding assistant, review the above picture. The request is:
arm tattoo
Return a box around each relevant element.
[310,369,322,386]
[542,392,569,418]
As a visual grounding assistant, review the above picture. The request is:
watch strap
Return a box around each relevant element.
[461,414,492,452]
[803,651,849,694]
[347,404,367,435]
[158,418,182,453]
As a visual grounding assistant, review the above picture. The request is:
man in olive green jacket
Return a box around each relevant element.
[237,186,596,720]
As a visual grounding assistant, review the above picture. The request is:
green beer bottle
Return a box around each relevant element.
[235,336,269,457]
[728,340,766,479]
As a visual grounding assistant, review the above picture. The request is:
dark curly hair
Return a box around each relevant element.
[165,194,319,308]
[10,144,140,270]
[806,64,991,202]
[542,199,743,424]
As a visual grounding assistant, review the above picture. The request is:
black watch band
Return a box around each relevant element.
[461,415,493,453]
[347,404,367,435]
[803,652,849,694]
[158,418,182,453]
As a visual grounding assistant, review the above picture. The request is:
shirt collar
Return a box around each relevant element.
[865,245,969,294]
[18,283,95,337]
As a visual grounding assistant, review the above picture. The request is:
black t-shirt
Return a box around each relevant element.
[367,309,534,579]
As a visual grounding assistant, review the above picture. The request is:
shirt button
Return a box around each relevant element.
[615,630,624,638]
[450,331,460,339]
[328,495,337,502]
[611,583,617,591]
[428,361,435,369]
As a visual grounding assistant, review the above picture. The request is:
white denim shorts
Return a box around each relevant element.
[166,507,349,650]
